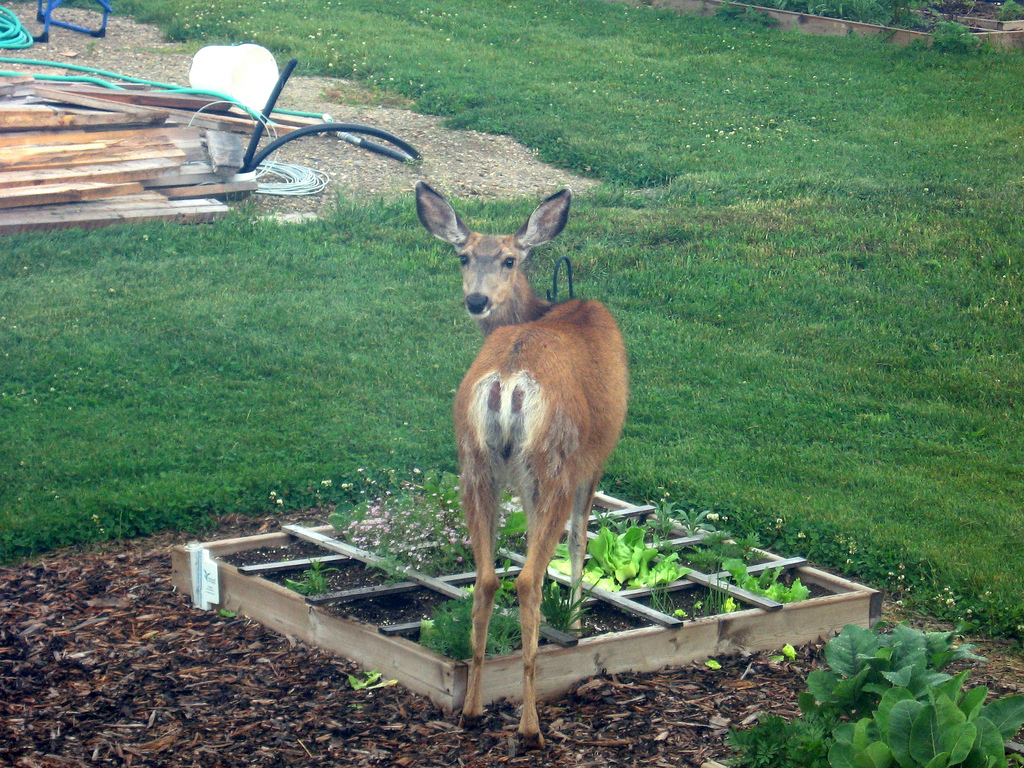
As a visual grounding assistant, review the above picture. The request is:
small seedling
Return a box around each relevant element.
[284,559,338,596]
[705,659,723,670]
[770,643,798,661]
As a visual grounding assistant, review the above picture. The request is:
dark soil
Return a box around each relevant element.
[218,529,828,641]
[3,511,1023,768]
[221,538,648,637]
[935,0,1015,19]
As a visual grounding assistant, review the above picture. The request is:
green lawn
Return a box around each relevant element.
[2,0,1022,640]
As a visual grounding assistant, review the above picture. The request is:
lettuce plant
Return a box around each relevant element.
[722,558,810,604]
[549,524,690,591]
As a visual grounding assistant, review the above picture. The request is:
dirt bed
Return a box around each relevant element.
[3,510,1024,768]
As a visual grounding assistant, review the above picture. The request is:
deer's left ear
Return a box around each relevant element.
[416,181,471,246]
[515,189,572,249]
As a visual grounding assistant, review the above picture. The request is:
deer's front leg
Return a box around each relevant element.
[566,480,598,630]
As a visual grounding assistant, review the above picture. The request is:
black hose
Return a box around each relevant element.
[243,123,420,173]
[241,57,298,172]
[238,57,420,174]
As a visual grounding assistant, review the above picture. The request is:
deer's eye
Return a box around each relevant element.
[503,257,516,269]
[459,254,469,266]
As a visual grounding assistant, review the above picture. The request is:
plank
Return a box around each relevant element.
[159,178,257,200]
[0,157,181,189]
[0,194,229,233]
[0,125,202,149]
[144,165,225,188]
[236,553,350,575]
[0,76,34,97]
[0,104,170,130]
[0,142,187,172]
[205,130,246,175]
[31,86,172,123]
[684,569,783,611]
[0,180,145,209]
[53,84,245,113]
[305,571,485,606]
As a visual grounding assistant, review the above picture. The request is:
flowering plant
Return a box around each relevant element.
[328,472,473,577]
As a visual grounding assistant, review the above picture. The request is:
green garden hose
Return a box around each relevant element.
[0,6,34,49]
[0,56,315,121]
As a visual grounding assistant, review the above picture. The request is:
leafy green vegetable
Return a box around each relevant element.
[722,558,810,604]
[829,683,1024,768]
[549,524,690,591]
[728,625,1020,768]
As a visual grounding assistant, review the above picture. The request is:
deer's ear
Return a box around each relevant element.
[515,189,572,249]
[416,182,470,246]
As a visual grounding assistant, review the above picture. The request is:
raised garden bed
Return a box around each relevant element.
[640,0,1024,47]
[169,492,881,711]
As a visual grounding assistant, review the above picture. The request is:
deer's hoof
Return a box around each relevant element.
[518,729,545,750]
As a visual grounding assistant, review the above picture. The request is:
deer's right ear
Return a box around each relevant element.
[416,182,470,247]
[514,189,572,250]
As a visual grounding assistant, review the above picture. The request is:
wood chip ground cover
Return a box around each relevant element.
[3,512,1023,767]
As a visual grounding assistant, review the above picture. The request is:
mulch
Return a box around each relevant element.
[3,513,1022,768]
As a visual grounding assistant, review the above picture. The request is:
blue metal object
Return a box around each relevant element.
[35,0,110,43]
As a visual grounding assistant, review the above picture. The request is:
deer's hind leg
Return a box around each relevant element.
[515,480,579,749]
[459,472,502,723]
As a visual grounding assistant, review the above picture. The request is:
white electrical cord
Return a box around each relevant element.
[187,103,331,197]
[253,160,330,197]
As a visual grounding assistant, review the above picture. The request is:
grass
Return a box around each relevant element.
[2,0,1023,640]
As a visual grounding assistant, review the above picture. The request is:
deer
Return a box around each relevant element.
[415,181,629,749]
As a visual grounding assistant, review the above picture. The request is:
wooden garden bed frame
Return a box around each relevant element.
[170,493,881,711]
[627,0,1024,48]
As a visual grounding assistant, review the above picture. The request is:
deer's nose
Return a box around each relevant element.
[465,293,490,315]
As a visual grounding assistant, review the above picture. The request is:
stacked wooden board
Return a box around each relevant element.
[0,75,272,233]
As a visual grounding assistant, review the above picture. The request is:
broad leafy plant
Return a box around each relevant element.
[830,681,1024,768]
[801,624,987,721]
[728,624,1024,768]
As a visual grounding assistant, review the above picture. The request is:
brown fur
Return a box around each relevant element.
[416,182,628,749]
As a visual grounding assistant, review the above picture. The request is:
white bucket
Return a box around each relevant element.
[189,44,279,113]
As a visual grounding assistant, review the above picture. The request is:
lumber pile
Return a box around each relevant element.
[0,75,284,233]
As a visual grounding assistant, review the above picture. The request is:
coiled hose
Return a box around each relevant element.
[0,6,34,49]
